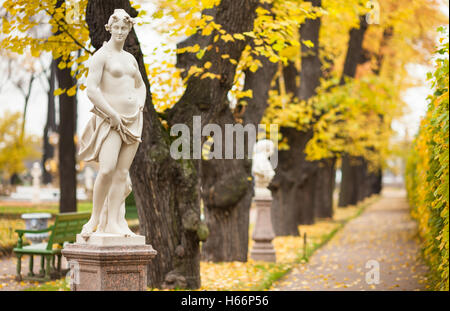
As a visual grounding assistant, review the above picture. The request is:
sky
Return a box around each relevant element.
[0,1,447,143]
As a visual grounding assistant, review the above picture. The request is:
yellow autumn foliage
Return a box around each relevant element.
[405,29,449,291]
[0,111,40,179]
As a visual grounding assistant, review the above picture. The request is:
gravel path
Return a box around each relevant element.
[272,188,429,291]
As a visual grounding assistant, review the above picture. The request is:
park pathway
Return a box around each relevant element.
[272,188,430,291]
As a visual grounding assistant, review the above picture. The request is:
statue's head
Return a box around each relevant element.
[253,139,275,158]
[105,9,135,43]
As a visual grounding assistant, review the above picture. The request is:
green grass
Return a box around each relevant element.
[0,203,138,220]
[24,279,70,291]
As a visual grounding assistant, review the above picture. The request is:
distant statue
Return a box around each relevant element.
[31,162,42,203]
[250,139,277,262]
[78,9,146,238]
[252,139,275,197]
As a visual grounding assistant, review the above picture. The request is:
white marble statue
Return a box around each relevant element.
[31,162,42,203]
[84,167,94,192]
[78,9,146,238]
[252,139,275,197]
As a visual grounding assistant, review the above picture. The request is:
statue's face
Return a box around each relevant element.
[109,19,131,43]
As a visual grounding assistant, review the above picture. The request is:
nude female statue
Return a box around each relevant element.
[78,9,146,237]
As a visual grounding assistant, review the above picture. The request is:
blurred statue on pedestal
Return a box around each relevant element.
[252,139,275,198]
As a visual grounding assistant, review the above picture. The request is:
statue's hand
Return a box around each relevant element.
[109,112,123,130]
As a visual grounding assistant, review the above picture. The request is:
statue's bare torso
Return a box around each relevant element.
[97,46,141,116]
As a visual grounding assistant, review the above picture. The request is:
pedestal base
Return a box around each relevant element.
[250,196,276,262]
[250,241,276,262]
[76,233,146,246]
[62,243,157,291]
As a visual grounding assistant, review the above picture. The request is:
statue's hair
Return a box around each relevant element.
[253,139,275,156]
[104,9,135,32]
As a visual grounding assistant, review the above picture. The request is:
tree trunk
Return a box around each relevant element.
[86,0,259,288]
[174,4,271,262]
[270,0,322,234]
[338,15,368,207]
[55,60,77,213]
[338,154,359,206]
[314,157,336,219]
[43,60,57,185]
[200,52,278,261]
[355,157,368,202]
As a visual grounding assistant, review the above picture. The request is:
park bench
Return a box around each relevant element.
[13,212,90,282]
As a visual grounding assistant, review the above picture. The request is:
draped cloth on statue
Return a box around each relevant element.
[78,105,144,162]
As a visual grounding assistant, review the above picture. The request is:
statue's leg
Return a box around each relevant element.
[117,173,135,236]
[104,141,139,235]
[81,130,122,236]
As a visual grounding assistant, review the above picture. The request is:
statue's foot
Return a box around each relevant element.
[80,219,98,240]
[104,222,125,235]
[122,226,137,237]
[96,219,107,233]
[119,221,136,237]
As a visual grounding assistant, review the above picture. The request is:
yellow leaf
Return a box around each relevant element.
[221,34,234,42]
[54,88,65,96]
[269,55,278,63]
[233,33,245,40]
[67,85,77,97]
[57,61,66,70]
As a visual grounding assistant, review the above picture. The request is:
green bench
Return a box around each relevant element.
[13,212,90,282]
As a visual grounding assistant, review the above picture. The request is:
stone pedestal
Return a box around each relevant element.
[250,195,276,262]
[62,234,156,291]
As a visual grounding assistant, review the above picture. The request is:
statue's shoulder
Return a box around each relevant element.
[91,46,108,62]
[123,50,138,65]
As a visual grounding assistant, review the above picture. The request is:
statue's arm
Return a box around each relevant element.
[132,56,147,107]
[86,50,119,119]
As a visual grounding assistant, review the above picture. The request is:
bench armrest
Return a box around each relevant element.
[15,226,54,249]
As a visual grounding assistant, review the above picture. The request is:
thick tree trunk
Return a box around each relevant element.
[339,155,369,207]
[270,0,322,234]
[270,127,317,234]
[338,154,359,206]
[314,158,336,219]
[200,112,253,262]
[355,157,368,202]
[86,0,258,288]
[339,15,368,85]
[43,60,57,185]
[338,15,368,207]
[53,0,77,213]
[200,53,277,262]
[55,60,77,213]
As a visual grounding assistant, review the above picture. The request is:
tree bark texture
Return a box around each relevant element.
[43,60,57,185]
[174,4,271,262]
[86,0,259,288]
[270,0,322,234]
[338,15,369,207]
[200,52,278,262]
[55,59,77,213]
[314,157,336,219]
